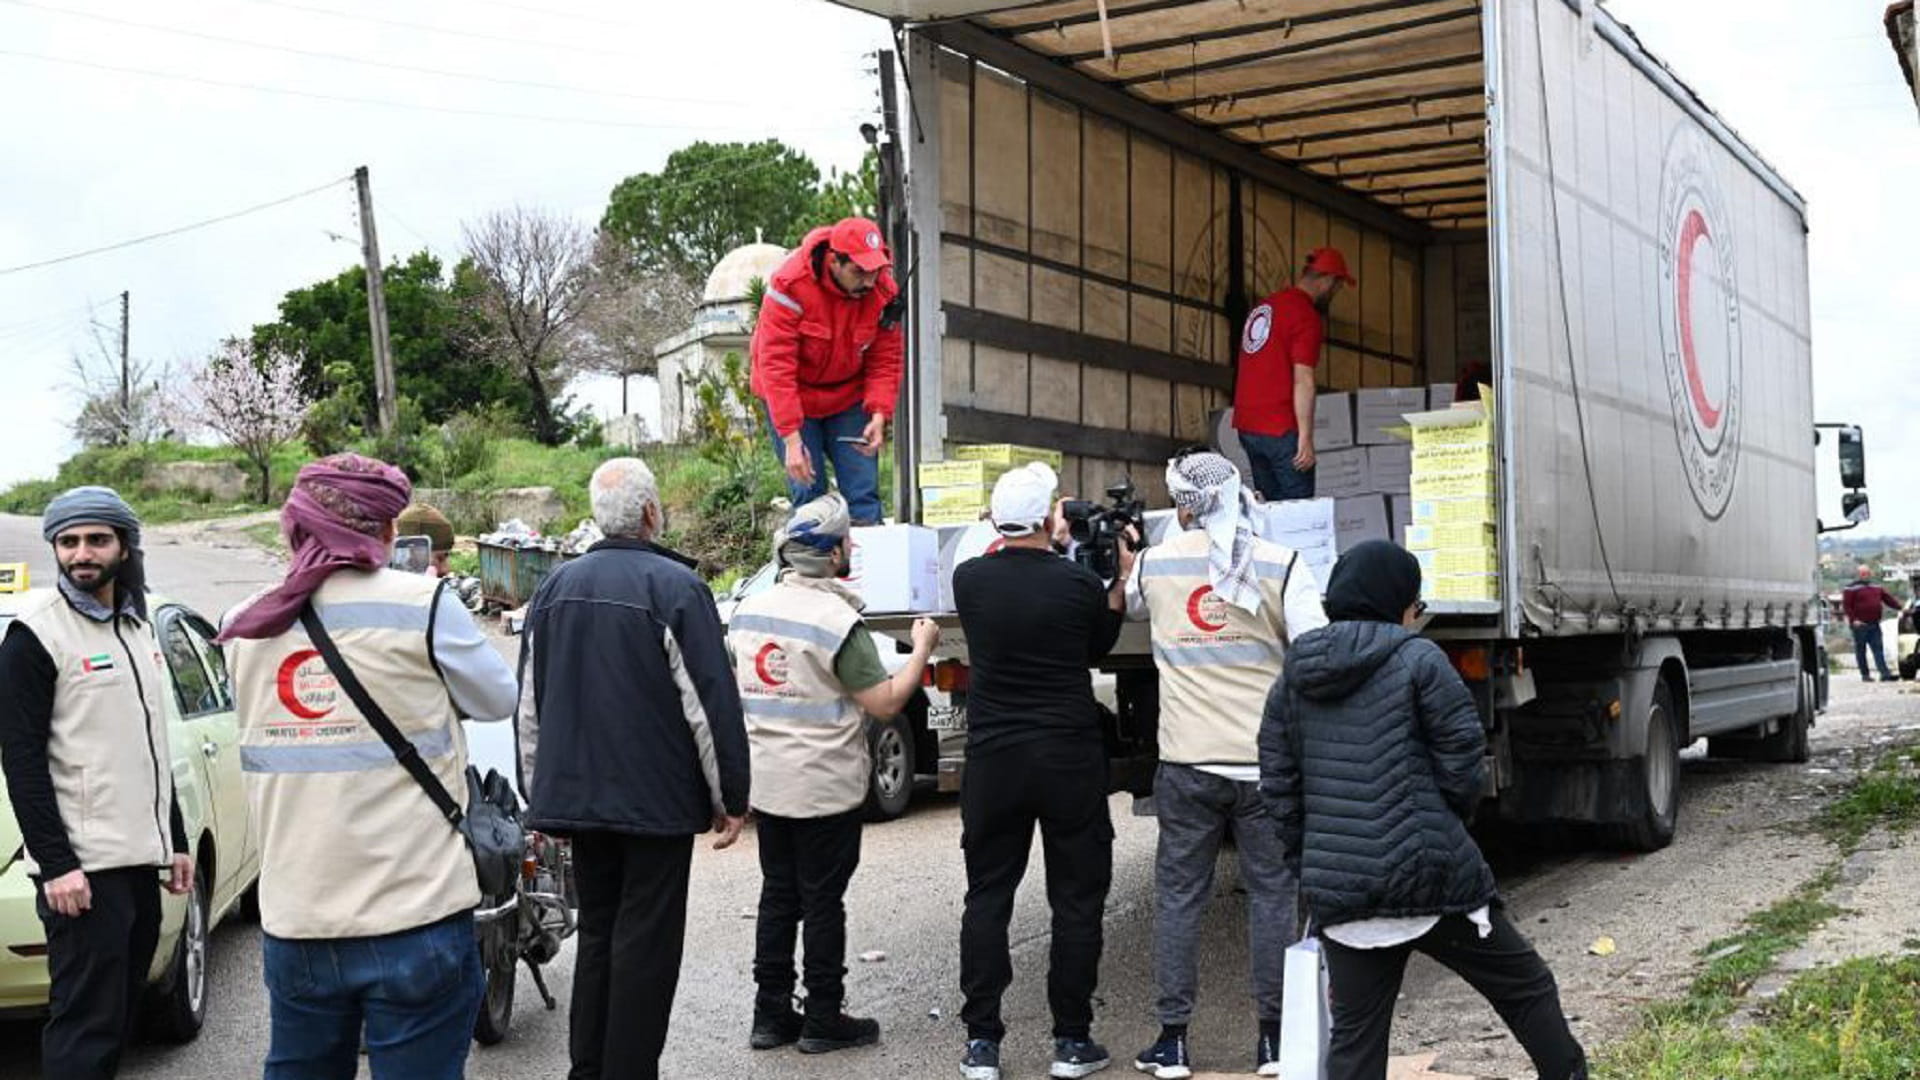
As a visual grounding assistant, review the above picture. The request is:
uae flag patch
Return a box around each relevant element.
[81,653,115,673]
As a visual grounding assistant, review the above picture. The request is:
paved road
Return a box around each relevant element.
[2,511,1913,1078]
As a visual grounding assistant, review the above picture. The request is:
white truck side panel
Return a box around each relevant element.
[1492,0,1816,636]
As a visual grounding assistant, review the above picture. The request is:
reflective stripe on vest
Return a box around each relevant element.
[1153,641,1283,669]
[741,697,847,723]
[241,718,458,774]
[730,612,847,651]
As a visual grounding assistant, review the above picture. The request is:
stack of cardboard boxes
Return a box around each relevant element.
[916,444,1064,527]
[1403,401,1498,602]
[1251,497,1339,594]
[1313,387,1458,555]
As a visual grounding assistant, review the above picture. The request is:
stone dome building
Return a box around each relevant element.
[656,239,788,442]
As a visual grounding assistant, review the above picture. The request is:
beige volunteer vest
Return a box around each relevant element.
[1139,528,1297,767]
[730,575,869,819]
[228,569,476,940]
[14,589,174,876]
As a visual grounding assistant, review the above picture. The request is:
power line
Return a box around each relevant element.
[408,0,651,32]
[0,175,351,278]
[0,49,862,135]
[240,0,654,62]
[2,0,772,111]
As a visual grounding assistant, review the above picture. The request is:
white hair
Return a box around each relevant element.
[589,457,660,539]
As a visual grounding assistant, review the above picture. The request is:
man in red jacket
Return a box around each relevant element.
[1232,247,1353,501]
[1842,565,1904,682]
[750,217,904,525]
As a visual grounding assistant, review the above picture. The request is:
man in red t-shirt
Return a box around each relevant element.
[1842,565,1904,682]
[1231,248,1353,501]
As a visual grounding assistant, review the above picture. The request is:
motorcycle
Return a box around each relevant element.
[474,823,578,1045]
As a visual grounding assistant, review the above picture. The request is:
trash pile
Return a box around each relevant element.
[559,519,603,555]
[446,574,485,613]
[478,518,558,552]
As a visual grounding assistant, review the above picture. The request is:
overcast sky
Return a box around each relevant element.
[1,0,1915,537]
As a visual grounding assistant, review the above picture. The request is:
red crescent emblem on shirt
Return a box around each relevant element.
[1241,303,1273,355]
[276,649,336,720]
[1186,586,1228,633]
[754,642,790,687]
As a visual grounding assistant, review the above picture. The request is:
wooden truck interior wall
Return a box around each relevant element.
[924,0,1495,505]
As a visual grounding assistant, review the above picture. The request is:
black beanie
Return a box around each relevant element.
[1323,540,1422,624]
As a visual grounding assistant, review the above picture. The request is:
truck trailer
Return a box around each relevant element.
[827,0,1867,849]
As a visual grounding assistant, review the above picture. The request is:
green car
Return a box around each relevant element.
[0,591,261,1043]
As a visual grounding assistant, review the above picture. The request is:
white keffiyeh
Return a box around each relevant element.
[1166,452,1262,615]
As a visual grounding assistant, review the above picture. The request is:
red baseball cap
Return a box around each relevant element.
[829,217,892,272]
[1305,246,1355,285]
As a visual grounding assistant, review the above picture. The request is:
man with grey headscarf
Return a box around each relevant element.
[730,492,939,1055]
[0,487,193,1078]
[1123,451,1327,1078]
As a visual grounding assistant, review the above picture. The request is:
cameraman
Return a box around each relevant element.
[950,463,1135,1080]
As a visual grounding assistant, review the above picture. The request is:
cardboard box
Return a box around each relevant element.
[1414,546,1500,577]
[1367,444,1412,496]
[1412,497,1498,526]
[1404,403,1491,448]
[1428,382,1457,410]
[846,525,941,613]
[1390,495,1413,546]
[1252,498,1336,551]
[1334,495,1392,554]
[1405,522,1498,550]
[1314,448,1370,499]
[1355,387,1427,445]
[1425,573,1499,602]
[950,443,1063,469]
[936,521,1003,610]
[1313,392,1355,451]
[917,460,1007,488]
[921,483,991,509]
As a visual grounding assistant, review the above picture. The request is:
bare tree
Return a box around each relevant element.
[179,339,309,503]
[65,321,172,447]
[461,207,596,445]
[572,234,700,417]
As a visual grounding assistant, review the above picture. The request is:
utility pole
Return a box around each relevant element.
[118,290,130,445]
[353,165,398,437]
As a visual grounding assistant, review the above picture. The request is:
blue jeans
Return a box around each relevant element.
[764,403,883,524]
[1853,622,1893,681]
[1238,429,1316,501]
[262,912,483,1080]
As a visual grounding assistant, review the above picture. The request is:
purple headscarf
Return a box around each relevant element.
[217,453,412,642]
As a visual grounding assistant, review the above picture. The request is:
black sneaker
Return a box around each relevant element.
[796,1012,880,1054]
[749,1008,803,1050]
[1052,1036,1112,1078]
[961,1038,1002,1080]
[1133,1030,1192,1079]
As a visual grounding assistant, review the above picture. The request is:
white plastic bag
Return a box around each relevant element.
[1279,935,1330,1080]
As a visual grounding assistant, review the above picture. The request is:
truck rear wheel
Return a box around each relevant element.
[1602,681,1680,852]
[864,713,915,822]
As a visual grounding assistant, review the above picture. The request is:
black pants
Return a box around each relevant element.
[35,866,163,1080]
[753,809,864,1020]
[567,831,694,1080]
[959,737,1113,1042]
[1321,910,1587,1080]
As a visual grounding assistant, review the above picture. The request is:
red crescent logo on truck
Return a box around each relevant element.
[1186,586,1228,633]
[1676,209,1722,430]
[754,642,790,687]
[276,649,337,720]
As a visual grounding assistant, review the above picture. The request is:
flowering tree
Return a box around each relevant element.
[181,339,309,503]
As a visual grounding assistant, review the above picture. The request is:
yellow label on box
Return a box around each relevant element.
[1415,546,1500,576]
[1409,419,1492,448]
[921,505,989,526]
[917,460,1006,487]
[1425,573,1500,601]
[950,443,1064,468]
[1411,442,1495,469]
[1405,522,1498,550]
[1412,498,1497,525]
[921,484,991,509]
[1410,472,1497,500]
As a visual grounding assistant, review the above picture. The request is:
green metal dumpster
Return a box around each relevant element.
[476,542,574,608]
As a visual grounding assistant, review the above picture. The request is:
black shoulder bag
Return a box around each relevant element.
[298,600,524,902]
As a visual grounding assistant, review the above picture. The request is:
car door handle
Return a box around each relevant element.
[202,741,220,759]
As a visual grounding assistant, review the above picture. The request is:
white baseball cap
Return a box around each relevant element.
[989,463,1058,537]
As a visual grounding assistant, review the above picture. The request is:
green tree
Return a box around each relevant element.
[251,251,534,436]
[810,149,881,225]
[600,140,825,282]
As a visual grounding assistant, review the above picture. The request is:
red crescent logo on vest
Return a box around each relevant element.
[276,649,337,720]
[754,642,790,687]
[1186,586,1228,633]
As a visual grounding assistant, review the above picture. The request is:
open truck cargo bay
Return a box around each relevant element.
[843,0,1817,644]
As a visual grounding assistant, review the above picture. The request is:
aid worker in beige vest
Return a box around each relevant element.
[730,492,939,1056]
[0,487,192,1079]
[1124,451,1327,1079]
[218,454,517,1079]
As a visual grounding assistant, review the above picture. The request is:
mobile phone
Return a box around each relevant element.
[390,535,433,575]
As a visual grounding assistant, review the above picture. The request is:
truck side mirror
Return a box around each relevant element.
[1843,491,1870,525]
[1838,426,1867,490]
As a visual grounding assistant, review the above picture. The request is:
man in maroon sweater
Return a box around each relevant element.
[1842,565,1903,682]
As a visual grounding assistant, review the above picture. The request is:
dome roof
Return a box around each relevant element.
[703,242,789,304]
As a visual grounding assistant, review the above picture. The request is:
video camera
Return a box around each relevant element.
[1062,479,1148,583]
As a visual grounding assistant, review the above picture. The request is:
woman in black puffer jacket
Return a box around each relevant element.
[1259,541,1586,1080]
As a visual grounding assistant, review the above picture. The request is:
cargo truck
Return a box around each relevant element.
[826,0,1870,850]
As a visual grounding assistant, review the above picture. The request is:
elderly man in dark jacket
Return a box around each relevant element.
[1259,541,1585,1080]
[518,456,751,1080]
